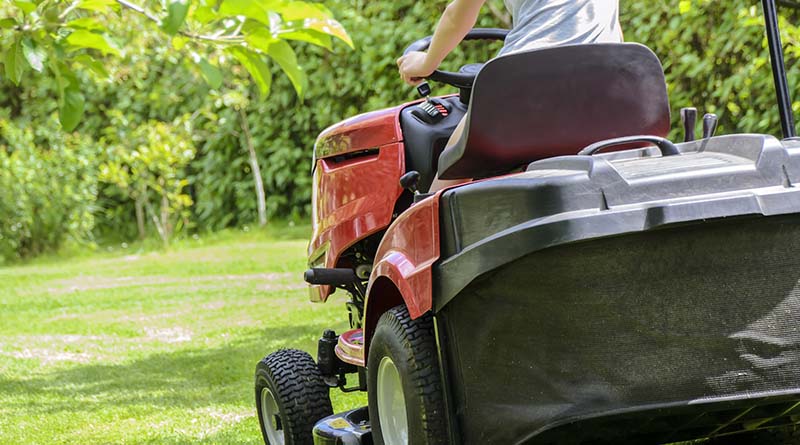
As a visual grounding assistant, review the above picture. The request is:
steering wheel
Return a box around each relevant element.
[402,28,509,89]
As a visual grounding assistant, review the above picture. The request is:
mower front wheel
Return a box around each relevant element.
[367,305,448,445]
[255,349,333,445]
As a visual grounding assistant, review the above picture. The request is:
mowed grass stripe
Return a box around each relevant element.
[0,229,364,444]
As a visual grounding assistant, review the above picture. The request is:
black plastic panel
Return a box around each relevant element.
[436,134,800,307]
[437,214,800,444]
[527,393,800,444]
[399,96,467,193]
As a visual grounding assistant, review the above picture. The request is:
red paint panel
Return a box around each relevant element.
[315,106,404,159]
[306,96,455,303]
[307,143,406,302]
[313,96,446,159]
[365,195,441,320]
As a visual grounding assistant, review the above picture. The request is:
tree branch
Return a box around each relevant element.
[59,1,81,20]
[114,0,244,44]
[485,1,511,28]
[116,0,161,23]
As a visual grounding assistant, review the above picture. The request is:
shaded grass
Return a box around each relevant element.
[0,225,365,444]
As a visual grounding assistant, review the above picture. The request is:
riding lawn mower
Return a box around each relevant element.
[255,1,800,443]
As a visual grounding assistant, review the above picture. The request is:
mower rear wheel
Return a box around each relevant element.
[368,305,448,445]
[255,349,333,445]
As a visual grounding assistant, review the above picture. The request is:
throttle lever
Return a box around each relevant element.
[680,107,697,142]
[703,113,719,139]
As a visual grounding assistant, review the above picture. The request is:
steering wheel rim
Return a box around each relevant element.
[402,28,509,89]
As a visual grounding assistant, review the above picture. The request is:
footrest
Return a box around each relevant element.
[313,407,371,445]
[335,329,364,367]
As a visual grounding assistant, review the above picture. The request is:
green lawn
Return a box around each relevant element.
[0,226,364,444]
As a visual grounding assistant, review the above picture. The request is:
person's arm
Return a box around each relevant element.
[397,0,486,86]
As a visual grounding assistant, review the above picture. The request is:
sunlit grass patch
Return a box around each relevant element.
[0,226,364,444]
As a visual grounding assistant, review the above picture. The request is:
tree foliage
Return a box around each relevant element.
[0,116,98,263]
[623,0,800,138]
[2,0,800,263]
[0,0,352,130]
[99,113,195,246]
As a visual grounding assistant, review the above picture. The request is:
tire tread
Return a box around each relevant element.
[255,348,333,445]
[379,306,448,444]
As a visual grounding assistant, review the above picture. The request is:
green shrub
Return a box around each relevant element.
[189,0,506,228]
[3,0,800,258]
[0,118,99,263]
[99,113,196,246]
[192,0,800,227]
[623,0,800,138]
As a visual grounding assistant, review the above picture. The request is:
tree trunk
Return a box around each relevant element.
[238,107,268,226]
[160,192,170,246]
[134,184,146,240]
[143,196,169,248]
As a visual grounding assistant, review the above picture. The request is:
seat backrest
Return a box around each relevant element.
[437,43,671,180]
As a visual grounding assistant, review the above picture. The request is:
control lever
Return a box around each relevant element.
[400,171,421,194]
[411,81,449,124]
[417,82,431,99]
[680,107,697,142]
[703,113,719,139]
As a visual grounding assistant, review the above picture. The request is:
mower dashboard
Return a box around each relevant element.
[400,96,468,193]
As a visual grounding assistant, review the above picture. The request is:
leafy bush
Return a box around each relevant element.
[191,0,800,227]
[190,0,507,228]
[0,118,99,263]
[623,0,800,138]
[3,0,800,259]
[99,113,195,246]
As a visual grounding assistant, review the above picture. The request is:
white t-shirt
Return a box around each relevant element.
[499,0,622,55]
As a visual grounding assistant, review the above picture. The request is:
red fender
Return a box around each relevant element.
[362,194,441,352]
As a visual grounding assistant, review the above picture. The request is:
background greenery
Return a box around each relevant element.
[2,0,800,264]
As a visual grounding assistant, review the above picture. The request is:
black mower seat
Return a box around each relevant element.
[437,43,671,180]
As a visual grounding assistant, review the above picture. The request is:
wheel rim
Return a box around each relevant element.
[260,387,285,445]
[377,356,409,445]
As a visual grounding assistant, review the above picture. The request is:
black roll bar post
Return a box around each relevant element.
[763,0,797,138]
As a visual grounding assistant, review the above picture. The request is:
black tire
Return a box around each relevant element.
[255,349,333,445]
[367,305,448,445]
